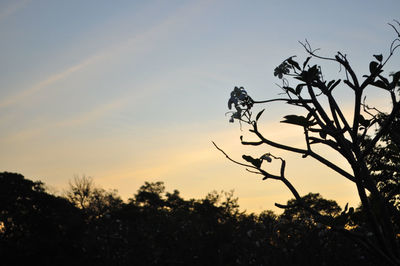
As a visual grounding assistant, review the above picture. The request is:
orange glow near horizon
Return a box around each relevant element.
[1,0,398,214]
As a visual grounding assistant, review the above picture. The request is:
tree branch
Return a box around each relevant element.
[252,122,356,183]
[212,141,280,180]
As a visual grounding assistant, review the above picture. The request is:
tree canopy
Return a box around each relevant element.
[0,172,386,265]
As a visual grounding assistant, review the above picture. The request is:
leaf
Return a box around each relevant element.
[281,115,312,127]
[369,61,379,74]
[341,203,348,215]
[283,86,296,94]
[273,68,281,78]
[329,79,341,91]
[327,80,335,89]
[373,80,388,90]
[304,65,320,81]
[274,62,290,79]
[359,114,370,127]
[287,57,301,71]
[260,154,272,162]
[373,54,383,62]
[390,71,400,88]
[286,99,313,105]
[294,76,305,82]
[255,109,265,121]
[303,56,312,70]
[242,155,262,168]
[295,84,305,94]
[228,98,234,109]
[309,139,322,144]
[378,75,389,86]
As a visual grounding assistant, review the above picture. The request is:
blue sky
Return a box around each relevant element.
[1,0,399,213]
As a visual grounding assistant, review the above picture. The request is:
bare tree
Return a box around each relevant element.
[64,175,94,210]
[64,175,122,219]
[215,21,400,265]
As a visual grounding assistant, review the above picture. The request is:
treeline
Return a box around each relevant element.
[0,172,395,266]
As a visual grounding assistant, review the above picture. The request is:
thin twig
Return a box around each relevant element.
[212,141,258,170]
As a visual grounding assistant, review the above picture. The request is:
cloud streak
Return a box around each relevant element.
[0,64,196,144]
[0,1,212,109]
[0,57,98,108]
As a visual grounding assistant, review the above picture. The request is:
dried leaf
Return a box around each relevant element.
[256,109,265,122]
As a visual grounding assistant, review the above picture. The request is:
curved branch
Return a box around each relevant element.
[327,92,352,134]
[274,202,298,209]
[251,123,356,183]
[335,53,360,89]
[299,40,337,62]
[252,123,307,154]
[309,137,343,153]
[388,20,400,37]
[212,141,258,170]
[306,83,336,131]
[253,98,292,104]
[307,82,357,165]
[212,141,280,180]
[241,140,263,146]
[278,161,301,200]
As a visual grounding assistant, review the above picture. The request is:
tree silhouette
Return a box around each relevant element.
[64,175,123,220]
[216,21,400,265]
[1,172,385,265]
[64,175,95,210]
[280,193,341,225]
[0,172,84,266]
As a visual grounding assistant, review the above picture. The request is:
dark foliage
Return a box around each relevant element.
[0,172,385,265]
[0,172,85,266]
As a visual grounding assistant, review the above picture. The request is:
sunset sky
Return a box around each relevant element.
[1,0,399,213]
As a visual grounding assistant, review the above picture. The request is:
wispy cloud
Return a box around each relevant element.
[0,64,191,143]
[0,0,212,109]
[55,97,128,128]
[0,0,30,21]
[0,57,99,108]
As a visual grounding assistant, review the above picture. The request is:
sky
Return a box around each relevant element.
[1,0,399,213]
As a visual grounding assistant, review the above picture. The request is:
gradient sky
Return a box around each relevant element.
[1,0,399,213]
